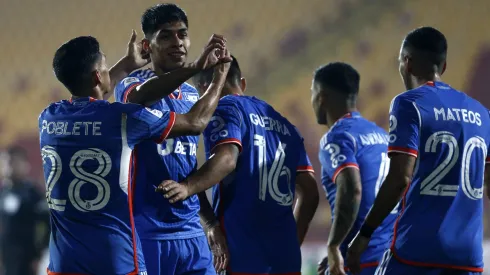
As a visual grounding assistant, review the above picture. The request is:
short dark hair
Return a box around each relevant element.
[52,36,101,94]
[402,26,447,68]
[314,62,360,96]
[141,3,188,37]
[194,55,242,86]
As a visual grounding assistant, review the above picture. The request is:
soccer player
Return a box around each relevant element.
[41,36,230,274]
[311,63,397,275]
[347,27,490,275]
[114,4,229,275]
[158,56,320,275]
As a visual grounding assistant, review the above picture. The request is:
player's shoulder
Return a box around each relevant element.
[128,68,155,80]
[321,121,357,148]
[39,100,66,121]
[181,82,198,94]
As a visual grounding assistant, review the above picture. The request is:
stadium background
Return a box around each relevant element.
[0,0,488,274]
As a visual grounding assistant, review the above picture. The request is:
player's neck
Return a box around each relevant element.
[222,87,244,97]
[413,73,442,88]
[326,107,358,127]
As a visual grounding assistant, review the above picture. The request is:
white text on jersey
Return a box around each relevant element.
[433,108,482,126]
[249,113,291,136]
[158,139,197,157]
[360,132,389,146]
[41,120,102,136]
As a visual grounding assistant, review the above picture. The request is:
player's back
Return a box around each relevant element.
[39,98,152,275]
[319,113,397,266]
[388,81,490,271]
[204,95,313,274]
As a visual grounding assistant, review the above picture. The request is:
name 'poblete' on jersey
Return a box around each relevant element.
[319,112,397,267]
[388,81,490,272]
[203,95,314,274]
[114,69,203,240]
[39,97,175,275]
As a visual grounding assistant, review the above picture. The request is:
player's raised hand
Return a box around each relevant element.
[326,247,346,275]
[206,224,229,273]
[213,48,232,78]
[346,233,370,275]
[156,180,190,203]
[192,34,232,70]
[125,30,150,71]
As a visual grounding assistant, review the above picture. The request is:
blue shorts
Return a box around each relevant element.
[141,236,215,275]
[375,250,482,275]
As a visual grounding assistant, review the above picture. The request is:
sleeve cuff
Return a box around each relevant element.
[155,112,176,143]
[332,163,359,183]
[122,83,140,103]
[297,166,315,173]
[387,146,418,158]
[210,138,243,153]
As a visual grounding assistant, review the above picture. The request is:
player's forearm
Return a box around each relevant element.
[363,172,408,229]
[186,153,236,196]
[108,56,137,99]
[294,185,319,245]
[183,73,227,133]
[198,191,219,230]
[327,181,361,248]
[128,63,201,105]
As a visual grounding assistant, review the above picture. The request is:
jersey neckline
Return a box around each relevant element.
[68,97,97,103]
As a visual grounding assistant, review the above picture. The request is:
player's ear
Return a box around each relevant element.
[93,70,102,86]
[240,77,247,92]
[142,38,151,54]
[441,62,447,75]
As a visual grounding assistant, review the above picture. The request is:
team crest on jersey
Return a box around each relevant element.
[145,107,163,118]
[184,93,198,103]
[123,77,140,87]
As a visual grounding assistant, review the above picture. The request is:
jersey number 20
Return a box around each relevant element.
[420,131,486,200]
[41,146,112,212]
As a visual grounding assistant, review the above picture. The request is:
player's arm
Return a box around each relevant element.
[126,35,228,106]
[185,144,239,196]
[359,96,419,236]
[167,60,230,138]
[159,98,243,202]
[294,171,319,245]
[107,31,150,100]
[320,132,361,250]
[293,140,319,245]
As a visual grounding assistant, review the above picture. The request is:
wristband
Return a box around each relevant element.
[359,223,376,238]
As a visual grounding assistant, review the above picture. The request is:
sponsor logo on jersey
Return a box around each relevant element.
[123,77,140,87]
[145,107,163,118]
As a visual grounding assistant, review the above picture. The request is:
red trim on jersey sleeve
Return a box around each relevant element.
[123,83,140,103]
[297,165,315,173]
[155,112,176,144]
[387,146,418,158]
[210,138,243,153]
[486,156,490,164]
[332,163,359,183]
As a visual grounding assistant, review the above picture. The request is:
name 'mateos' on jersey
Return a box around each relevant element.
[39,97,175,275]
[388,81,490,272]
[114,69,203,240]
[319,112,397,267]
[203,95,314,274]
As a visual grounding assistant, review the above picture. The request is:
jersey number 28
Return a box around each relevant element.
[41,146,112,212]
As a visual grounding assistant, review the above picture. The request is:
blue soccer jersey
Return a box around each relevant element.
[114,69,203,240]
[387,81,490,272]
[203,95,314,275]
[39,97,175,275]
[319,112,397,269]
